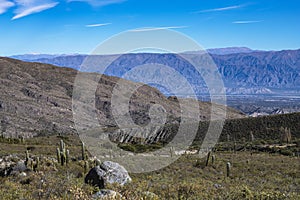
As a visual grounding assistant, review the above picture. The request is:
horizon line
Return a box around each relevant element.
[5,47,300,57]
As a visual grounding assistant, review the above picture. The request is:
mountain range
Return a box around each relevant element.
[10,47,300,95]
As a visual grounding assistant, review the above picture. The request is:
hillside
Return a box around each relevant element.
[0,57,244,139]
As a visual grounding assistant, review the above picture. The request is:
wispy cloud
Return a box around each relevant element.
[232,20,262,24]
[12,1,59,20]
[129,26,188,32]
[194,4,244,13]
[0,1,15,14]
[86,23,111,27]
[67,0,126,7]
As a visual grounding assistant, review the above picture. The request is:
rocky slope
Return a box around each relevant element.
[0,57,244,139]
[213,49,300,89]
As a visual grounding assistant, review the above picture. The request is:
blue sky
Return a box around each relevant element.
[1,0,300,56]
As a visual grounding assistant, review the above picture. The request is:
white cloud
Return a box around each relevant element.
[194,5,244,13]
[67,0,126,7]
[129,26,188,32]
[12,0,59,20]
[233,20,262,24]
[0,1,15,14]
[86,23,111,27]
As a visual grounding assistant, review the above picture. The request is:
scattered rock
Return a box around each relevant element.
[0,166,13,177]
[85,166,105,189]
[214,183,222,189]
[92,189,121,199]
[85,161,131,189]
[11,161,27,175]
[0,155,26,177]
[19,172,27,177]
[100,161,132,186]
[143,191,159,199]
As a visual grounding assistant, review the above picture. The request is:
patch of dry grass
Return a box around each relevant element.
[0,136,299,199]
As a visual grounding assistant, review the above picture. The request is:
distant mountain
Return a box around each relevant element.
[10,54,65,61]
[207,47,257,55]
[8,48,300,95]
[185,47,257,55]
[10,47,256,61]
[0,57,243,139]
[213,49,300,89]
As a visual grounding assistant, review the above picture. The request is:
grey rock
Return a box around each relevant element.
[0,155,26,177]
[143,191,159,199]
[19,172,27,177]
[214,183,222,189]
[85,161,131,189]
[92,189,121,199]
[85,166,105,189]
[100,161,132,186]
[11,161,27,175]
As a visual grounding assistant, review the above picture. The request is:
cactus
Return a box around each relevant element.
[36,157,40,168]
[205,151,211,167]
[227,134,230,142]
[34,157,40,171]
[66,149,70,165]
[226,162,231,177]
[81,142,85,161]
[30,159,34,171]
[25,150,29,167]
[56,148,61,163]
[60,140,65,152]
[281,127,292,144]
[57,140,69,166]
[289,128,292,143]
[84,161,89,173]
[250,131,254,142]
[60,151,66,166]
[211,155,216,165]
[233,141,237,153]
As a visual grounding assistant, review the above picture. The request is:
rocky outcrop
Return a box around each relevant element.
[109,126,174,144]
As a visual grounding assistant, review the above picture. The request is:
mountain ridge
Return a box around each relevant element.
[8,48,300,95]
[0,57,244,139]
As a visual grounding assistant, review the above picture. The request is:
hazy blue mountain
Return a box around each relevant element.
[186,47,257,55]
[10,54,68,61]
[207,47,257,55]
[213,49,300,89]
[10,47,255,61]
[9,48,300,95]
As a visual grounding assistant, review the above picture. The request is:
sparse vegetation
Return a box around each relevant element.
[0,135,299,199]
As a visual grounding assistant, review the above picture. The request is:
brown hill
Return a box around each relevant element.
[0,57,244,139]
